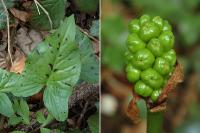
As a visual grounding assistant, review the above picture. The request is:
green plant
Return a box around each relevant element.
[8,99,30,125]
[0,15,99,123]
[125,15,177,133]
[30,0,66,30]
[125,15,176,102]
[36,110,54,128]
[131,0,200,46]
[74,0,99,13]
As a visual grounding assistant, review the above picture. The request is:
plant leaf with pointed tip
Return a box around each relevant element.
[8,115,22,125]
[36,111,46,124]
[19,99,30,124]
[0,69,14,117]
[0,92,14,117]
[76,29,99,83]
[10,15,81,121]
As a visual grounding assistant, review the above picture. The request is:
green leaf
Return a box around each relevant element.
[11,99,30,125]
[19,99,30,124]
[8,115,22,125]
[76,29,99,83]
[40,128,51,133]
[0,15,80,121]
[36,111,46,124]
[0,69,15,117]
[90,20,99,37]
[43,113,54,126]
[88,112,99,133]
[44,83,71,121]
[11,15,81,121]
[36,111,54,126]
[58,15,76,43]
[11,15,80,91]
[0,92,14,117]
[0,0,14,30]
[8,73,43,97]
[74,0,99,13]
[30,0,66,30]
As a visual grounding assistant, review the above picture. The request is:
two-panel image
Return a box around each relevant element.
[0,0,199,133]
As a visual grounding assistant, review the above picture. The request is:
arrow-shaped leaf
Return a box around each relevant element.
[10,15,81,121]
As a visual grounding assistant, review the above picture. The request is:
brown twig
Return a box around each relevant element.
[78,26,99,43]
[33,0,53,29]
[76,101,90,128]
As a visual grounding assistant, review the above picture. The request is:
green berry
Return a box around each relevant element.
[151,90,161,102]
[162,20,172,31]
[154,57,171,76]
[129,19,140,33]
[126,33,145,53]
[125,15,176,102]
[162,49,176,66]
[134,81,153,97]
[152,16,163,30]
[125,51,134,62]
[147,38,164,57]
[139,22,160,42]
[125,64,141,83]
[131,49,155,70]
[139,14,151,26]
[159,31,174,51]
[141,68,164,89]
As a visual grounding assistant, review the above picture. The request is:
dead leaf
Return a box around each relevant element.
[149,102,166,112]
[126,93,141,123]
[10,8,30,22]
[157,62,184,103]
[10,50,25,73]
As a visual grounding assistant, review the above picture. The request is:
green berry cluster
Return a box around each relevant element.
[125,15,176,102]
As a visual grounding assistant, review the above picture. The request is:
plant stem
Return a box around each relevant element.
[147,111,164,133]
[1,0,13,65]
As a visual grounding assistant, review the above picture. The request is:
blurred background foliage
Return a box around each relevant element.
[101,0,200,133]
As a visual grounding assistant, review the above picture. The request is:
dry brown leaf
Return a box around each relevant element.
[126,93,141,123]
[10,8,31,22]
[157,62,184,103]
[10,50,25,73]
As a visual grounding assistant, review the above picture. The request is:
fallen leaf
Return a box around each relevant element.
[10,8,30,22]
[157,62,184,103]
[126,93,141,123]
[10,50,25,73]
